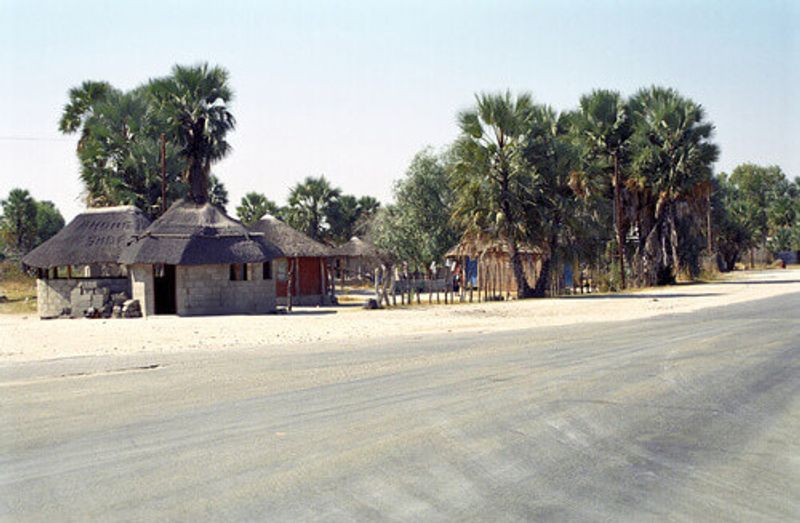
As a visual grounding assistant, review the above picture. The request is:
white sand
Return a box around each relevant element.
[2,269,798,363]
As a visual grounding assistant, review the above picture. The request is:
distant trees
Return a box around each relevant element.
[716,164,799,267]
[59,63,234,218]
[371,148,457,270]
[0,189,64,257]
[236,192,281,226]
[327,195,380,244]
[285,176,341,241]
[262,175,381,244]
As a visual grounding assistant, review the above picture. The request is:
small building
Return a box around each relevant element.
[120,200,283,316]
[249,215,334,306]
[445,234,542,299]
[332,236,386,283]
[22,206,152,318]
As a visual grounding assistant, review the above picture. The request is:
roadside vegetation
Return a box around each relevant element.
[1,62,798,299]
[0,261,37,315]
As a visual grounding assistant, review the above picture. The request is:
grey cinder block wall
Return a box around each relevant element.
[36,278,129,318]
[175,264,276,315]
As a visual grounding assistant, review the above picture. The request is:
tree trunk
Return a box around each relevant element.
[668,205,680,279]
[533,231,558,297]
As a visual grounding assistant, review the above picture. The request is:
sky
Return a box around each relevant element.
[0,0,797,221]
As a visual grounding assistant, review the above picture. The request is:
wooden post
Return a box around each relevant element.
[328,267,336,304]
[384,266,392,307]
[160,133,167,215]
[295,257,301,303]
[392,267,399,306]
[319,258,326,306]
[287,260,294,312]
[375,267,381,303]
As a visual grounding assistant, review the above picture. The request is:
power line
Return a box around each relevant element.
[0,136,72,142]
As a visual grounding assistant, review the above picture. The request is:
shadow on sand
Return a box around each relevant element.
[558,292,721,300]
[707,278,799,285]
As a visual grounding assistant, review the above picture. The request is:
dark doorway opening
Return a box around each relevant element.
[154,264,176,314]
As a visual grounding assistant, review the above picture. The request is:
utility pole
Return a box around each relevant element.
[706,188,713,254]
[160,133,167,214]
[614,154,626,290]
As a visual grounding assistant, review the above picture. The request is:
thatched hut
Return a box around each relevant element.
[332,236,387,283]
[120,200,283,316]
[22,206,151,318]
[445,234,542,300]
[248,215,334,306]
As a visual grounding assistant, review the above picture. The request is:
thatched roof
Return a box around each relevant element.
[332,236,386,260]
[445,233,541,258]
[120,200,283,265]
[248,215,333,258]
[23,206,151,269]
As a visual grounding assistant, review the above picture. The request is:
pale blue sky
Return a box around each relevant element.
[1,0,797,220]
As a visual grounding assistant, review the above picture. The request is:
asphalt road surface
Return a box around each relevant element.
[2,292,799,521]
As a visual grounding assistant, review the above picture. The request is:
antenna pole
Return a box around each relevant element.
[160,133,167,214]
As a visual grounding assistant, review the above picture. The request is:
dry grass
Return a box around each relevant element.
[0,261,37,315]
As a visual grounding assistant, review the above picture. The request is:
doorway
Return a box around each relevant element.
[154,264,176,314]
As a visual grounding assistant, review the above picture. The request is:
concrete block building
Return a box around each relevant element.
[120,200,283,316]
[22,206,151,318]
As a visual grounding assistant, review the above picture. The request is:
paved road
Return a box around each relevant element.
[2,292,799,521]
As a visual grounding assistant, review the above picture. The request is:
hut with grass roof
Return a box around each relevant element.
[249,215,334,306]
[332,236,387,284]
[445,232,542,300]
[22,206,151,318]
[120,200,283,316]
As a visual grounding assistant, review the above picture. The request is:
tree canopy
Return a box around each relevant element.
[59,63,234,218]
[0,189,64,258]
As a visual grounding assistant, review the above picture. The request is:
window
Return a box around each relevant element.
[230,263,248,281]
[276,259,288,281]
[263,261,272,280]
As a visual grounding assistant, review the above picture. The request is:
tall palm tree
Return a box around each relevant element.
[522,106,583,295]
[451,91,536,298]
[59,80,116,149]
[148,63,235,203]
[287,176,341,240]
[572,90,632,289]
[629,87,719,284]
[74,88,187,215]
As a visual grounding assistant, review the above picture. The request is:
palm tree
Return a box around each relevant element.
[628,87,719,284]
[0,189,38,255]
[73,88,187,216]
[59,80,116,149]
[237,192,280,226]
[208,175,229,210]
[571,90,632,289]
[287,176,341,240]
[451,91,537,298]
[522,106,584,295]
[148,63,235,203]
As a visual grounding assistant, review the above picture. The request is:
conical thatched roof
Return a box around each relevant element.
[120,200,283,265]
[248,215,333,258]
[332,236,386,260]
[445,232,541,258]
[23,206,151,269]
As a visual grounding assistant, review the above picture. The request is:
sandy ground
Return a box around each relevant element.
[2,269,799,364]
